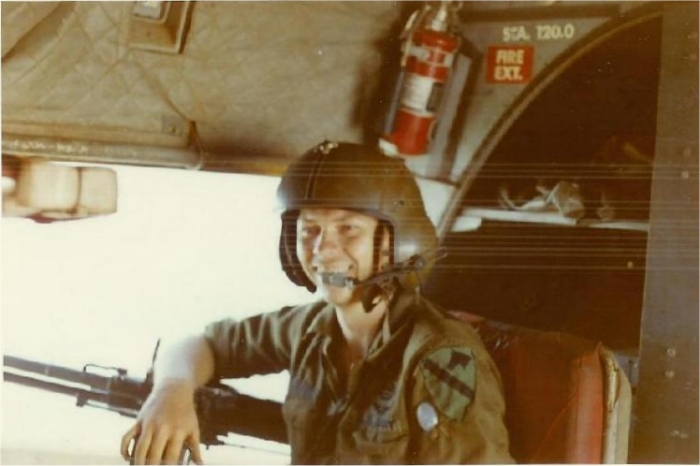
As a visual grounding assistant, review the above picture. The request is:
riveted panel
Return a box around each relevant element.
[630,3,699,463]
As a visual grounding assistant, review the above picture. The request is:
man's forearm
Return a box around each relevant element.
[153,334,216,390]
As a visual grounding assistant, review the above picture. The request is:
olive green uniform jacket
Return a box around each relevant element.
[204,292,513,464]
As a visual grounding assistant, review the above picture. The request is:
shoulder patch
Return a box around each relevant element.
[420,346,476,421]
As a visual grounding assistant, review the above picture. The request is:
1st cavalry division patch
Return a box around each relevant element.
[420,347,476,421]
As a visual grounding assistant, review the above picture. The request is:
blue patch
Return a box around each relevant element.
[362,380,399,429]
[288,376,320,402]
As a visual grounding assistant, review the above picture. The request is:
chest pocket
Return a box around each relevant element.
[349,374,410,461]
[352,423,409,463]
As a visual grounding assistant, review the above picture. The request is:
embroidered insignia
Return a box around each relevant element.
[363,380,399,429]
[420,347,476,421]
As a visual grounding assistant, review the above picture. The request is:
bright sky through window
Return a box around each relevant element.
[2,165,306,462]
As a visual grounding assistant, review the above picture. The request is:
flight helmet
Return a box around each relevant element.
[276,141,438,293]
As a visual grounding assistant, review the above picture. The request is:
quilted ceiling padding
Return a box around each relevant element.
[2,2,404,172]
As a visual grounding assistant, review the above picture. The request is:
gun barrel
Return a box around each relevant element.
[4,355,111,390]
[4,371,87,398]
[4,354,289,446]
[4,355,146,414]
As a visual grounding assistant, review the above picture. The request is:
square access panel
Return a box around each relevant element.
[129,1,193,54]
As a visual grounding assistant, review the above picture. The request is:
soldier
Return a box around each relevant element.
[121,141,513,464]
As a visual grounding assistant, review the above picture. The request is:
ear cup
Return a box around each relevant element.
[279,212,316,292]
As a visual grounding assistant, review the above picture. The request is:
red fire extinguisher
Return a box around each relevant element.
[380,2,461,157]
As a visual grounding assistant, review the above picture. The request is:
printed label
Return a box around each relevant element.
[536,23,576,41]
[502,23,576,42]
[401,73,438,114]
[486,45,534,84]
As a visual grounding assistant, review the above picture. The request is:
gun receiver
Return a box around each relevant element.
[3,355,288,446]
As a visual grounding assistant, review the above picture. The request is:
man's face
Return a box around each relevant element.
[296,208,387,306]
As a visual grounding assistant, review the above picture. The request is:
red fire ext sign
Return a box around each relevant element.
[486,46,534,84]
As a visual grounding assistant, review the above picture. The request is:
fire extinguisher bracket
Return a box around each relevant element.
[380,2,461,157]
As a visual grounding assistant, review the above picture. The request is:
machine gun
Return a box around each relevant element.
[2,353,289,449]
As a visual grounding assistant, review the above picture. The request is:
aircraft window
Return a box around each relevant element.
[426,18,661,354]
[2,165,306,463]
[456,18,660,233]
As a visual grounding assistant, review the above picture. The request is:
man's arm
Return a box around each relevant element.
[120,334,215,465]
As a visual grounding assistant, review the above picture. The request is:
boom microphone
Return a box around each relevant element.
[319,252,439,290]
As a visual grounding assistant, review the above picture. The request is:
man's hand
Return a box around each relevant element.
[121,380,204,465]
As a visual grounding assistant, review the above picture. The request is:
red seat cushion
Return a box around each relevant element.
[451,312,605,463]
